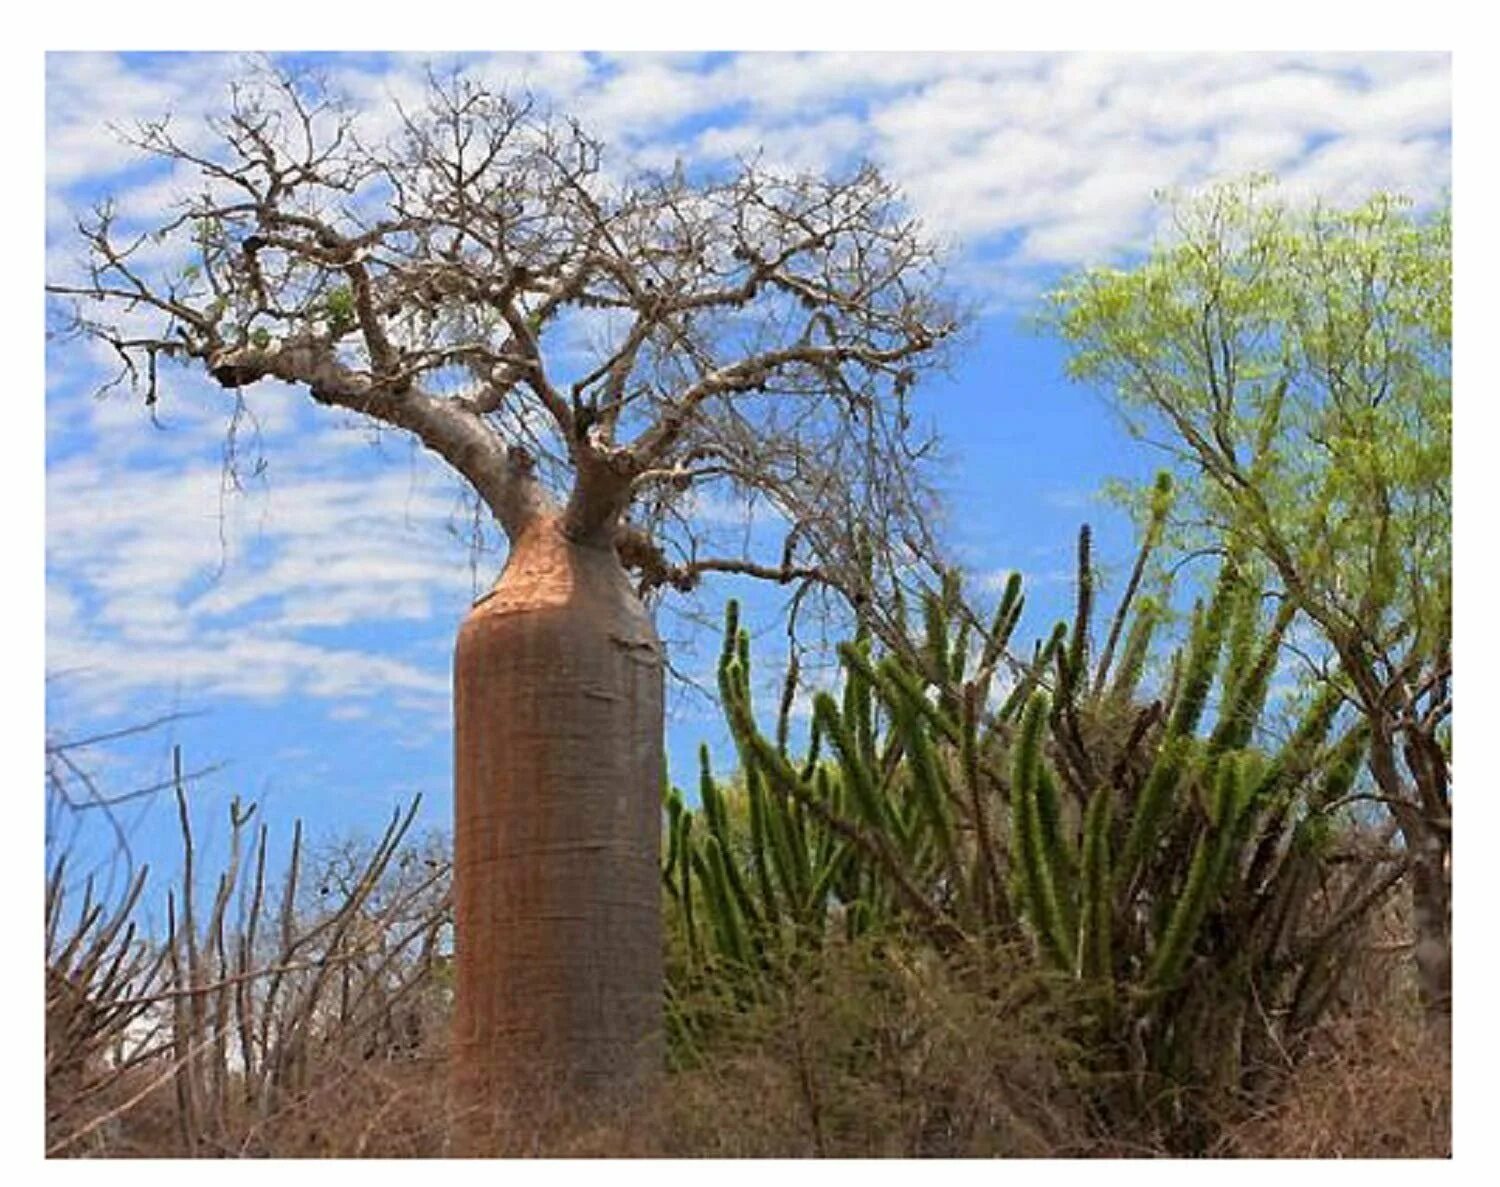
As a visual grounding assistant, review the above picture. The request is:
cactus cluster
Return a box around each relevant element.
[665,483,1396,1133]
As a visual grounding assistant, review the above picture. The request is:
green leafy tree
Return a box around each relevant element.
[1045,178,1451,1028]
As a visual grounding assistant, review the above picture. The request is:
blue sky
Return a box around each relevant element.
[43,50,1452,894]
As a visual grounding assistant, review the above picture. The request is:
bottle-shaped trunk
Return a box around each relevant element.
[451,516,663,1151]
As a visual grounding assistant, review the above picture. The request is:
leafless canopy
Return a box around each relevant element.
[50,65,959,606]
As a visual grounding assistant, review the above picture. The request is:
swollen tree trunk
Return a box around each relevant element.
[451,513,663,1152]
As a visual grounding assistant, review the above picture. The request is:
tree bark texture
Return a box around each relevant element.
[451,516,664,1152]
[1410,836,1452,1035]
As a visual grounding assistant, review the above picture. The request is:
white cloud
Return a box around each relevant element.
[45,391,484,719]
[1282,136,1451,207]
[576,59,718,132]
[691,111,868,176]
[47,51,1450,297]
[47,627,448,707]
[44,51,1450,721]
[851,53,1448,269]
[45,52,248,188]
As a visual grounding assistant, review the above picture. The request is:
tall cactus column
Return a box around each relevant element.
[451,515,664,1152]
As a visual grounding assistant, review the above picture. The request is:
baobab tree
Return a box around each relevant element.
[48,65,958,1148]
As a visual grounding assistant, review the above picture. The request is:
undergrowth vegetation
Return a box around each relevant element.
[662,496,1429,1155]
[44,505,1448,1158]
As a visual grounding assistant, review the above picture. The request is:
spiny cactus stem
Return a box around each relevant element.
[962,685,1007,927]
[728,689,967,949]
[1066,524,1094,693]
[1094,473,1174,697]
[1077,785,1115,992]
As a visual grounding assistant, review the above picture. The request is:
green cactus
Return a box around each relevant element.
[1208,598,1294,757]
[697,746,761,939]
[1145,755,1250,991]
[1107,595,1160,705]
[744,763,780,925]
[1169,580,1236,739]
[1009,693,1074,967]
[1077,786,1114,991]
[1115,735,1191,894]
[1064,525,1094,698]
[663,533,1390,1131]
[695,835,751,967]
[977,571,1024,687]
[677,808,699,961]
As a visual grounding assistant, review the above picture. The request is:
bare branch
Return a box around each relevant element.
[49,63,958,605]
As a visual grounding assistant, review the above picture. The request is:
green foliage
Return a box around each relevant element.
[323,286,356,335]
[1044,177,1450,720]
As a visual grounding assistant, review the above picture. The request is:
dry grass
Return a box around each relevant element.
[1204,890,1451,1159]
[49,935,1100,1159]
[629,940,1097,1158]
[51,976,1450,1158]
[1215,1006,1450,1159]
[46,816,1450,1159]
[47,1041,453,1158]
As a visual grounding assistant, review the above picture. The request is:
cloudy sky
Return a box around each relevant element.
[43,51,1451,882]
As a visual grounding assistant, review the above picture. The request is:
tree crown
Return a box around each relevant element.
[1045,178,1450,671]
[49,65,960,606]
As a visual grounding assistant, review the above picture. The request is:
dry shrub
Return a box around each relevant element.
[50,1021,453,1158]
[46,761,1447,1158]
[238,1050,452,1158]
[45,785,454,1159]
[544,936,1100,1158]
[1215,1005,1450,1159]
[51,919,1452,1159]
[54,918,1451,1159]
[1210,896,1450,1160]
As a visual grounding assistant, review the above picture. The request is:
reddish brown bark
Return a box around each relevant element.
[451,515,663,1152]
